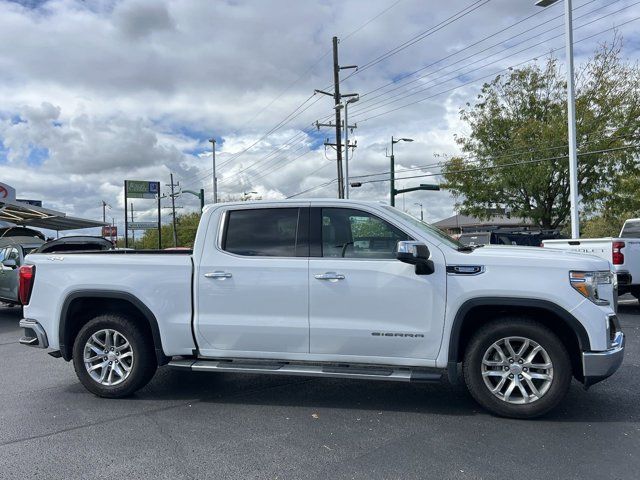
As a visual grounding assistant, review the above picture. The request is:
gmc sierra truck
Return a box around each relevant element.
[18,200,625,418]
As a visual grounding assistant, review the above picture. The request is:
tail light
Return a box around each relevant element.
[18,265,35,305]
[612,241,625,265]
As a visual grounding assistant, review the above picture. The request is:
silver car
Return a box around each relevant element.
[0,237,45,305]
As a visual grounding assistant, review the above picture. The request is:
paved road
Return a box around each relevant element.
[1,301,638,480]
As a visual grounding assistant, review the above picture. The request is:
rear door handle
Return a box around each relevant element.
[204,271,232,279]
[314,272,345,281]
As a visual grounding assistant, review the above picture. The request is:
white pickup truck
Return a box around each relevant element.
[18,200,624,418]
[543,218,640,298]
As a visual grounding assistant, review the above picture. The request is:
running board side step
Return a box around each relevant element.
[168,359,442,383]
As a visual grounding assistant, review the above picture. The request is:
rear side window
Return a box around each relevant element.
[223,208,301,257]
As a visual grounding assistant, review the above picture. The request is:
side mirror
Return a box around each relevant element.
[396,241,435,275]
[2,259,17,269]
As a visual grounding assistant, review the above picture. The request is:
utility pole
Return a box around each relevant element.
[167,173,179,247]
[332,37,344,199]
[208,138,217,204]
[130,202,135,248]
[314,36,357,199]
[414,202,424,221]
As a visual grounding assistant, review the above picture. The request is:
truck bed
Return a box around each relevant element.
[24,252,196,356]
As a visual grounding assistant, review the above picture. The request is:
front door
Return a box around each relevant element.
[309,207,446,363]
[195,206,310,357]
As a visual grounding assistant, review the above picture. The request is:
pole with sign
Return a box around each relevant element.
[124,180,161,249]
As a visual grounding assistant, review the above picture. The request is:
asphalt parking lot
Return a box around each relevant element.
[0,301,638,480]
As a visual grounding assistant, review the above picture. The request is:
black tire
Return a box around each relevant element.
[72,314,157,398]
[463,317,572,419]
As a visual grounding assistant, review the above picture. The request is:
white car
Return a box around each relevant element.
[543,218,640,298]
[18,200,624,418]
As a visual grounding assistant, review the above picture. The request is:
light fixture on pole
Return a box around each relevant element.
[414,202,424,221]
[535,0,579,238]
[388,137,414,207]
[344,94,359,199]
[208,137,218,204]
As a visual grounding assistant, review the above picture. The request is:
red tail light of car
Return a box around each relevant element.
[18,265,35,305]
[612,241,625,265]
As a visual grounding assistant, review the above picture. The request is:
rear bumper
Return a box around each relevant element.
[19,318,49,349]
[582,330,624,388]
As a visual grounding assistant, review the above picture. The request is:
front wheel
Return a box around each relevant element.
[72,314,157,398]
[463,318,572,419]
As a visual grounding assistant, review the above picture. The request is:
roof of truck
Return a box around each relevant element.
[203,198,387,210]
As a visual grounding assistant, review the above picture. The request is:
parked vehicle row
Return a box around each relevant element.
[18,200,624,419]
[0,235,113,305]
[457,228,564,247]
[543,218,640,298]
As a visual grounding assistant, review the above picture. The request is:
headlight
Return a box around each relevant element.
[569,271,612,306]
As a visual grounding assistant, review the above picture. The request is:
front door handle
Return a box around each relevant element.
[314,272,345,281]
[204,271,232,279]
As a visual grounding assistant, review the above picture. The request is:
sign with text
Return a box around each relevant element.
[129,222,157,230]
[123,180,161,249]
[126,180,159,199]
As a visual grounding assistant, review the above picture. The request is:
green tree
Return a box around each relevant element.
[442,38,640,230]
[135,212,202,249]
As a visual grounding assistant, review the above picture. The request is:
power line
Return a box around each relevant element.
[350,3,638,120]
[353,0,606,111]
[343,0,491,80]
[349,134,640,181]
[356,145,640,186]
[356,15,640,123]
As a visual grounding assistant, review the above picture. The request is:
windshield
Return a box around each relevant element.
[383,206,462,249]
[620,219,640,238]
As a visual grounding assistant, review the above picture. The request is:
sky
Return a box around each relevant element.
[0,0,639,236]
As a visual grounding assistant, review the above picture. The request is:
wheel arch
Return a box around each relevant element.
[447,297,590,383]
[59,290,169,365]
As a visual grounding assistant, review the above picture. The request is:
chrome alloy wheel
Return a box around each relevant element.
[481,336,553,405]
[83,329,134,386]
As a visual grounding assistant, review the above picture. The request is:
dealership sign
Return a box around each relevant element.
[126,180,159,199]
[0,182,16,202]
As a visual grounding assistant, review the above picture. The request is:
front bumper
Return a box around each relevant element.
[582,330,625,388]
[19,318,49,349]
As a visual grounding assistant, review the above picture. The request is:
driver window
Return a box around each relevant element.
[321,208,410,259]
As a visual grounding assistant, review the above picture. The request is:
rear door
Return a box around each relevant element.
[195,206,310,357]
[308,206,447,363]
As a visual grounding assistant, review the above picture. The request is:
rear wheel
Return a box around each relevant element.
[463,318,572,418]
[72,314,157,398]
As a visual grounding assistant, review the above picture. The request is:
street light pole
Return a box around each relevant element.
[536,0,579,238]
[388,136,414,207]
[208,138,217,204]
